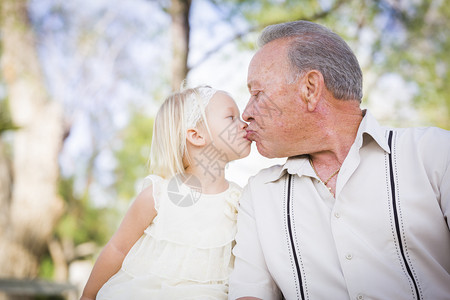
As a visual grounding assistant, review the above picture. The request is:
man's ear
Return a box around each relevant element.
[300,70,323,112]
[186,128,206,147]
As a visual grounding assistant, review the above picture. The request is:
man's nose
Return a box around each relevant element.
[242,100,253,122]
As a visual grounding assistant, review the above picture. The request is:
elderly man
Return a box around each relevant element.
[229,20,450,300]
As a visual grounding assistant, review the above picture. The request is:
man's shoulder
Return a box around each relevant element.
[391,127,450,170]
[394,126,450,147]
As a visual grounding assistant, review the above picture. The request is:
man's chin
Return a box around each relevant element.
[255,143,276,159]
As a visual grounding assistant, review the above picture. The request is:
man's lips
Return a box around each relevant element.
[245,130,256,141]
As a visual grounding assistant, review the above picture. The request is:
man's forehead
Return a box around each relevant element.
[251,45,279,65]
[247,51,287,89]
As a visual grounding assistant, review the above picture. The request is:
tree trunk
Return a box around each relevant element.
[169,0,191,91]
[0,0,64,279]
[0,140,11,239]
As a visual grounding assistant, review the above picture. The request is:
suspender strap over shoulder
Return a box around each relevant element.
[285,174,305,300]
[388,130,421,300]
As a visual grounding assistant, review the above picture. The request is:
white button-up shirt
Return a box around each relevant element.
[229,111,450,300]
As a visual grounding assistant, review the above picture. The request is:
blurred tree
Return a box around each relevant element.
[0,138,11,261]
[0,0,65,287]
[43,176,113,281]
[369,0,450,128]
[169,0,192,91]
[114,111,154,203]
[17,0,169,286]
[0,99,18,134]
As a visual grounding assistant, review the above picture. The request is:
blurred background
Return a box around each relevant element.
[0,0,448,298]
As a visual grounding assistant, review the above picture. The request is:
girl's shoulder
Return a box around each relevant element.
[140,174,168,211]
[141,174,165,191]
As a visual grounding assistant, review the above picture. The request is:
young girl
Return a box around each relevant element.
[81,86,251,299]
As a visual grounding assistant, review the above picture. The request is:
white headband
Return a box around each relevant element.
[184,86,217,128]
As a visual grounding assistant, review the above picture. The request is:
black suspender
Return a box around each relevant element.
[286,174,305,299]
[387,130,421,300]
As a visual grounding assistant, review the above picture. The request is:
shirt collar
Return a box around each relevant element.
[262,109,390,183]
[263,156,313,183]
[356,110,391,154]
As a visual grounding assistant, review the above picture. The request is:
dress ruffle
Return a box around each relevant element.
[97,269,229,300]
[122,232,234,282]
[145,181,240,248]
[97,175,242,299]
[144,224,235,249]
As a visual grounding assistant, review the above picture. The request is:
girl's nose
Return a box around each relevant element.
[239,119,248,130]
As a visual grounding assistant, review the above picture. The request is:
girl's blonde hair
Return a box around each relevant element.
[148,86,216,179]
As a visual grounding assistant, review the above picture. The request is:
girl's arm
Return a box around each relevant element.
[80,185,157,300]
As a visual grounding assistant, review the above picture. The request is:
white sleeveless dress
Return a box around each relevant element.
[96,175,241,300]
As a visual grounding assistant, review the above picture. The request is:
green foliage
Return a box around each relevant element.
[114,110,154,203]
[0,98,19,134]
[375,0,450,129]
[38,254,54,279]
[242,0,322,26]
[217,0,327,28]
[57,176,112,246]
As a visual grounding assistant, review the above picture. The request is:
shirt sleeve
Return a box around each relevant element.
[423,128,450,231]
[440,132,450,230]
[228,183,281,300]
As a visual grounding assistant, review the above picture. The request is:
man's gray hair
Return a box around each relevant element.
[258,20,363,102]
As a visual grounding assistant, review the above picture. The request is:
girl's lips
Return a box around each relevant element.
[245,130,255,141]
[240,132,252,142]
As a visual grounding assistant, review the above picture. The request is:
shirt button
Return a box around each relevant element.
[334,212,340,218]
[356,294,364,300]
[345,253,353,260]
